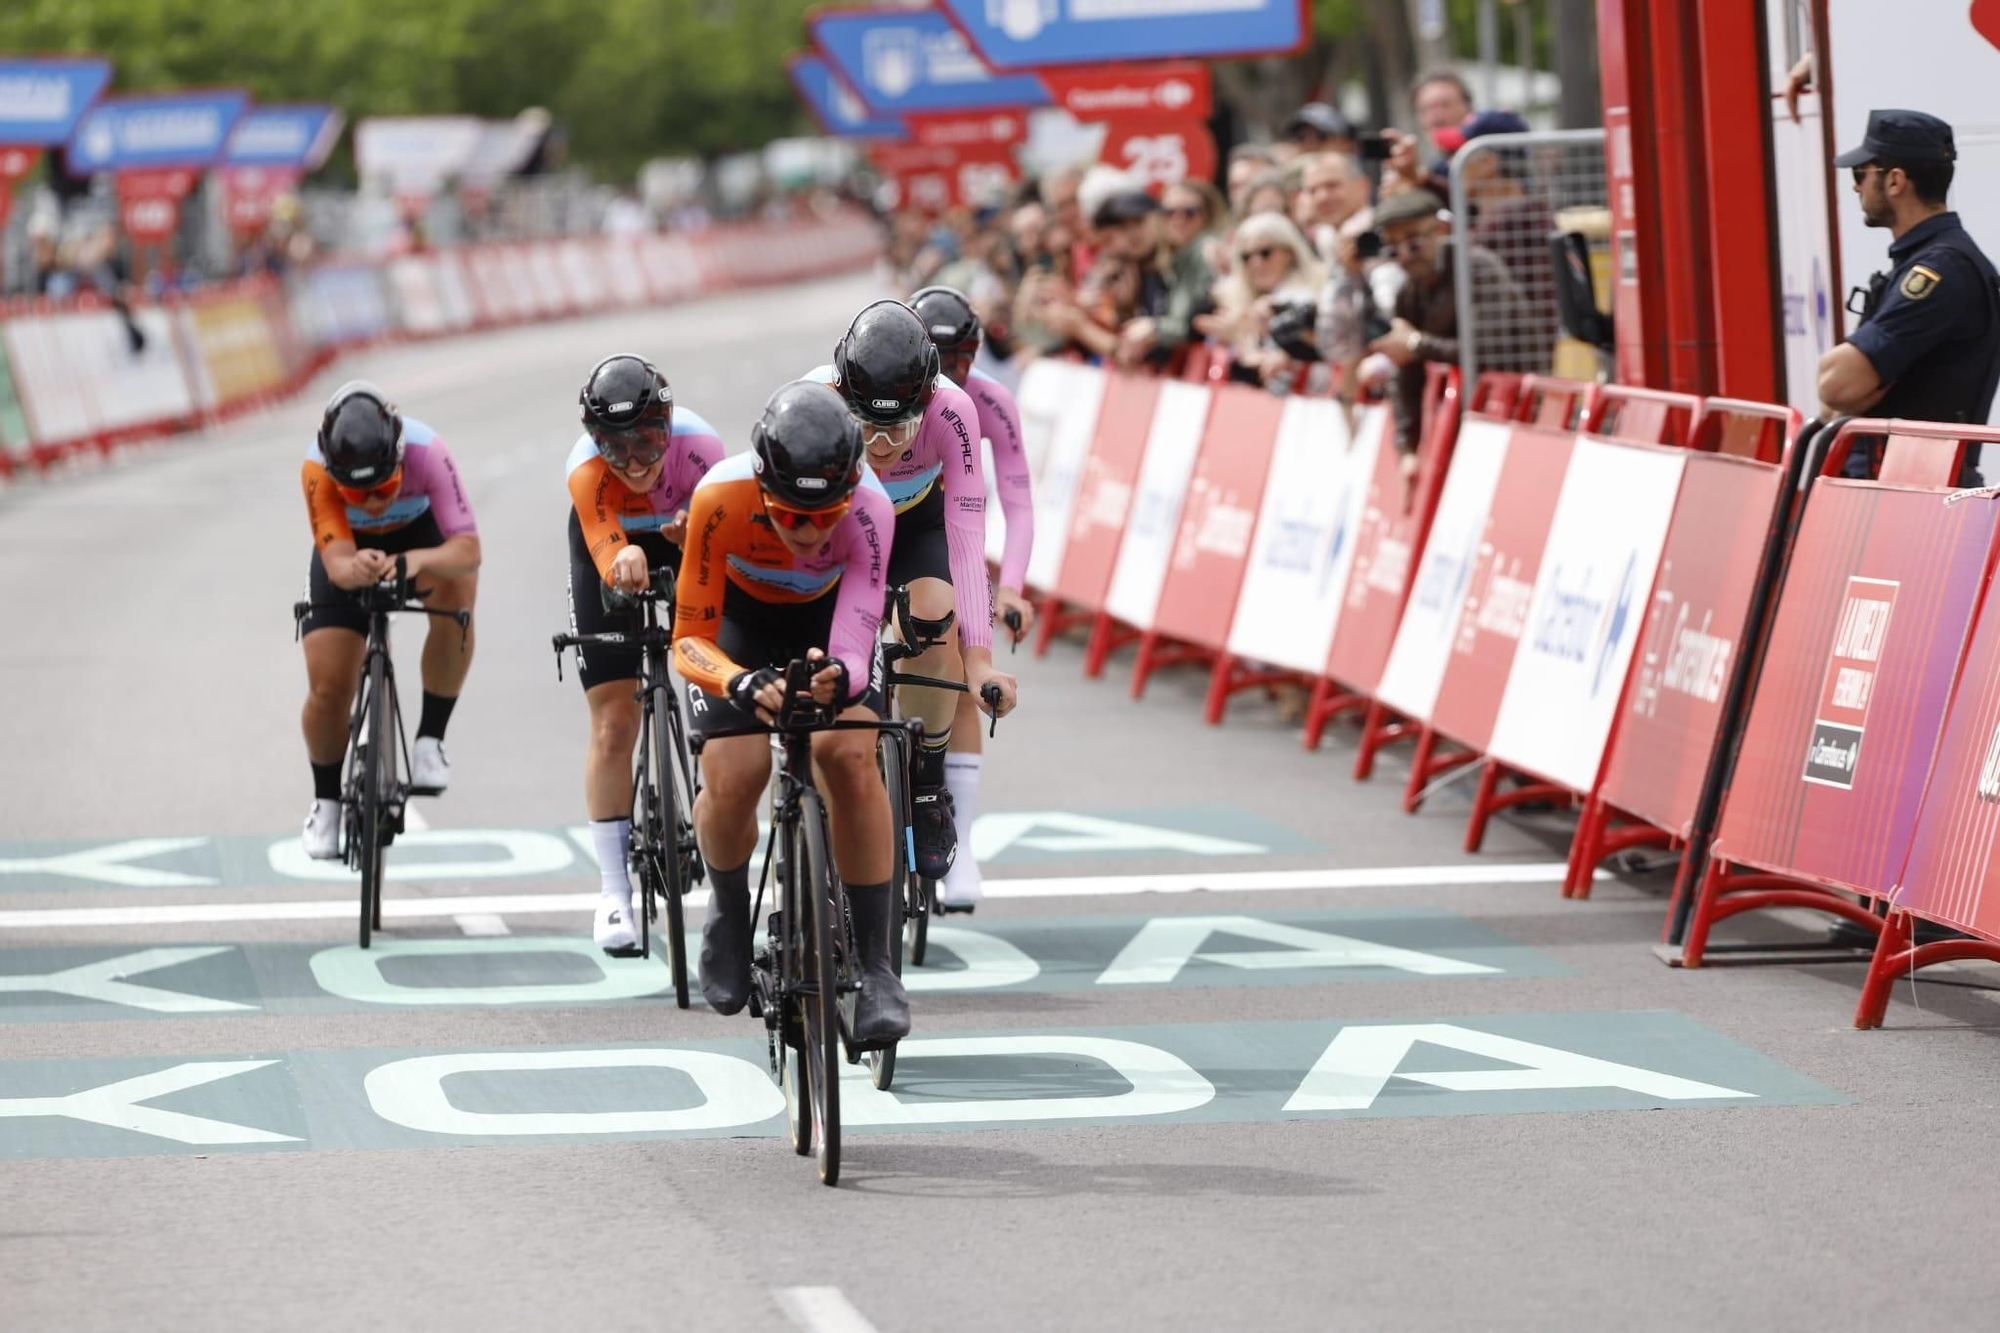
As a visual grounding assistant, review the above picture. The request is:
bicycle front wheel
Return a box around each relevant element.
[800,788,841,1186]
[358,651,393,948]
[654,684,690,1009]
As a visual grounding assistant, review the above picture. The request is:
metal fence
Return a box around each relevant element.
[1448,127,1609,384]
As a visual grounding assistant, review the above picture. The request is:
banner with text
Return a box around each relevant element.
[812,7,1052,115]
[939,0,1308,68]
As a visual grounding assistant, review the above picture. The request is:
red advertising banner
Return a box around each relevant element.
[1325,407,1431,696]
[905,109,1028,150]
[1712,484,2000,896]
[1897,561,2000,939]
[1039,62,1213,121]
[1149,385,1287,651]
[1098,119,1216,193]
[220,165,303,238]
[1597,453,1783,833]
[115,167,200,245]
[1428,424,1575,750]
[1055,373,1162,610]
[0,147,39,231]
[870,141,1017,210]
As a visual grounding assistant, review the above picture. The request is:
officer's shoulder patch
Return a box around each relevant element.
[1901,264,1944,300]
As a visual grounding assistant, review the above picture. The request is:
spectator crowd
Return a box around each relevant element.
[878,70,1560,464]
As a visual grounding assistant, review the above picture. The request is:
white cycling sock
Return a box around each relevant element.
[941,754,982,903]
[590,818,632,900]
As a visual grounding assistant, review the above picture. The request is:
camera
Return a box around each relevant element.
[1358,132,1396,161]
[1266,297,1322,363]
[1355,230,1383,261]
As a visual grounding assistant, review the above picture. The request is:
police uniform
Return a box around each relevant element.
[1835,110,2000,481]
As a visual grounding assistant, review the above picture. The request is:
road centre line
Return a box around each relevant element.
[774,1287,882,1333]
[0,863,1583,930]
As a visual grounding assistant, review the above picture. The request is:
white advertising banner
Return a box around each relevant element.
[1486,438,1688,791]
[1375,418,1513,721]
[1103,380,1212,631]
[1022,362,1108,592]
[388,257,447,335]
[3,315,88,446]
[1225,398,1380,673]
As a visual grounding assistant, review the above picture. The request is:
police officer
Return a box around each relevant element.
[1818,110,2000,483]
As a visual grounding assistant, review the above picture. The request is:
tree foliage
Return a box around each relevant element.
[0,0,821,177]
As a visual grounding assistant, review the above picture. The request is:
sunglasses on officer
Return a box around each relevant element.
[762,493,852,532]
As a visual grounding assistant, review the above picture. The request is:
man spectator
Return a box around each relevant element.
[1295,152,1374,262]
[1384,69,1480,200]
[1369,188,1529,468]
[1042,189,1169,363]
[1117,182,1216,369]
[1227,144,1278,218]
[1282,103,1359,161]
[1455,110,1557,372]
[1818,109,2000,481]
[1413,69,1475,142]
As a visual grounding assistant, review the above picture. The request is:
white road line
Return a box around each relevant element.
[0,863,1579,930]
[453,913,510,936]
[774,1287,881,1333]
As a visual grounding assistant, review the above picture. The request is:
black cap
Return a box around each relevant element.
[1373,188,1445,228]
[1834,109,1956,168]
[1285,102,1355,141]
[1092,189,1161,229]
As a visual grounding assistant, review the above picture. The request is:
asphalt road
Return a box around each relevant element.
[3,271,1999,1333]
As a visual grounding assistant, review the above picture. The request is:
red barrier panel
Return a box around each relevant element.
[1865,539,2000,1023]
[1569,400,1799,898]
[1461,384,1701,851]
[1685,425,2000,967]
[1035,372,1162,655]
[1307,367,1461,761]
[1131,385,1286,698]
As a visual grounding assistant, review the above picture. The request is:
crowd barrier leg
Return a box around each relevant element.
[1083,611,1144,678]
[1854,914,2000,1027]
[1463,761,1578,854]
[1350,702,1416,778]
[1677,860,1884,967]
[1301,678,1368,753]
[1562,800,1675,899]
[1033,595,1097,658]
[1401,727,1479,814]
[1130,632,1213,700]
[1202,654,1307,726]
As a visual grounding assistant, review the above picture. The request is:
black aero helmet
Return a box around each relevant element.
[318,381,405,488]
[752,381,865,511]
[832,300,939,426]
[579,353,673,467]
[910,285,981,384]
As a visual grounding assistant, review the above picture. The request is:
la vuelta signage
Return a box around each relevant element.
[68,89,249,173]
[809,7,1052,115]
[786,52,907,141]
[0,57,112,146]
[937,0,1308,68]
[223,104,343,170]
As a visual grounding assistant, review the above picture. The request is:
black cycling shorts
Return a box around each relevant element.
[565,508,680,691]
[300,512,446,637]
[686,586,886,743]
[885,481,952,593]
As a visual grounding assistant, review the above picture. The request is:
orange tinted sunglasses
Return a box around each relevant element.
[763,494,852,532]
[335,467,403,507]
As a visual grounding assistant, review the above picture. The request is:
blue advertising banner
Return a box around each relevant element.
[0,57,113,147]
[810,6,1051,115]
[68,89,249,173]
[787,53,908,141]
[937,0,1309,69]
[224,104,343,171]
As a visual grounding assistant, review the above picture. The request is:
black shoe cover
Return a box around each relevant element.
[847,881,911,1046]
[700,880,752,1015]
[911,784,958,881]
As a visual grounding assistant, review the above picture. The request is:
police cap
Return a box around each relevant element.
[1833,109,1957,168]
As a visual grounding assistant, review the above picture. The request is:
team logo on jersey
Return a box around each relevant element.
[1901,264,1942,301]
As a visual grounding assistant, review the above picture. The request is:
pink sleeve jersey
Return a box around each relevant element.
[968,367,1033,593]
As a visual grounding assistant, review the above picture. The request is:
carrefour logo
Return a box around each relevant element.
[1157,79,1195,110]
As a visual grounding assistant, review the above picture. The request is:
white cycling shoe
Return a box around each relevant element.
[594,892,641,957]
[936,851,983,912]
[410,737,450,795]
[302,799,342,860]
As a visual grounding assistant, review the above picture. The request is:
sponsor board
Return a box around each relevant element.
[1055,373,1162,609]
[1103,381,1213,630]
[787,51,908,140]
[0,1011,1843,1159]
[1023,362,1110,591]
[810,9,1052,115]
[938,0,1308,69]
[1151,386,1287,650]
[1802,576,1898,789]
[1487,440,1687,791]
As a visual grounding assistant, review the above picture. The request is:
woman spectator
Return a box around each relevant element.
[1198,212,1326,386]
[1239,170,1292,222]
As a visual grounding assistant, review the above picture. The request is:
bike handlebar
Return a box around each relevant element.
[1002,606,1024,654]
[600,564,678,615]
[292,559,469,644]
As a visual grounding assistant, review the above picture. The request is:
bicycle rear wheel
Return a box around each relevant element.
[870,734,912,1089]
[653,684,690,1009]
[358,651,393,948]
[800,788,841,1186]
[777,818,812,1158]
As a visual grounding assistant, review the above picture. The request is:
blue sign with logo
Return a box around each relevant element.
[68,89,249,173]
[787,54,907,141]
[810,8,1050,115]
[938,0,1307,69]
[0,58,113,147]
[224,104,343,170]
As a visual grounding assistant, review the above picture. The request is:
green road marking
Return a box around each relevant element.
[0,807,1324,894]
[0,908,1565,1023]
[0,1011,1847,1160]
